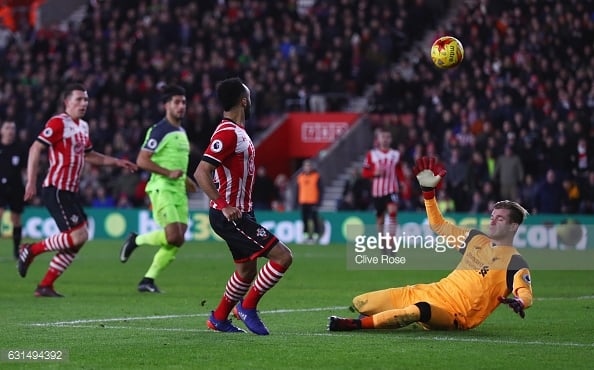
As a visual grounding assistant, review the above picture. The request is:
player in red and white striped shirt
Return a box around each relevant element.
[361,128,404,252]
[203,118,256,212]
[18,83,137,297]
[195,77,293,335]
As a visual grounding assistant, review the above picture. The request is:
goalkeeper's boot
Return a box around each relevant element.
[206,311,245,333]
[233,299,270,335]
[34,285,64,298]
[328,316,362,331]
[17,243,34,278]
[120,232,138,263]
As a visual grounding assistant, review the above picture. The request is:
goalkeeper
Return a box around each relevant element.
[329,156,533,331]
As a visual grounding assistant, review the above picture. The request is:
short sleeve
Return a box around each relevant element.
[202,126,237,165]
[37,117,64,146]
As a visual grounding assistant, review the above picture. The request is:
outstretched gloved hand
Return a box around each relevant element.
[412,157,447,199]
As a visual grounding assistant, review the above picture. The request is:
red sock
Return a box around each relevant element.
[39,268,61,287]
[32,232,75,255]
[242,261,288,309]
[39,251,76,287]
[31,241,46,256]
[360,316,374,329]
[213,271,251,321]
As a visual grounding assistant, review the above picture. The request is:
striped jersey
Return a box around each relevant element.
[362,148,402,197]
[37,113,92,192]
[202,119,255,212]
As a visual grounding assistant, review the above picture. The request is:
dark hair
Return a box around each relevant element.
[62,83,86,100]
[216,77,246,111]
[161,85,186,103]
[493,200,529,224]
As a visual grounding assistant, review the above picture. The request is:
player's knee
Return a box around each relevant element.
[351,294,366,313]
[387,204,397,216]
[414,302,432,323]
[237,267,257,282]
[166,233,185,247]
[273,242,293,268]
[70,226,89,248]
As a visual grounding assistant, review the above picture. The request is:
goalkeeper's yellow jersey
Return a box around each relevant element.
[425,197,533,328]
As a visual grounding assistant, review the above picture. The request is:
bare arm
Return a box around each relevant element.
[24,141,45,201]
[194,160,241,222]
[136,149,182,179]
[186,177,198,193]
[194,160,224,204]
[86,151,138,172]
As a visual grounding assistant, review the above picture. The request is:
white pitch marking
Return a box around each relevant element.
[29,306,349,327]
[43,324,594,348]
[536,295,594,301]
[29,295,594,327]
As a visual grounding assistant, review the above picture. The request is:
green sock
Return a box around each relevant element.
[136,230,167,247]
[145,245,179,279]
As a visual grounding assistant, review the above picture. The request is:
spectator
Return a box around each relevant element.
[519,174,538,213]
[469,190,487,214]
[445,147,468,211]
[562,178,581,214]
[1,0,593,212]
[92,186,116,208]
[296,159,323,243]
[534,169,567,214]
[494,145,524,202]
[272,173,291,212]
[338,168,371,211]
[252,166,275,210]
[466,151,489,194]
[578,171,594,214]
[574,138,590,177]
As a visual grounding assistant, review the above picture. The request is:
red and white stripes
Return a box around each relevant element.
[49,251,76,272]
[43,232,74,252]
[253,261,285,294]
[224,271,251,302]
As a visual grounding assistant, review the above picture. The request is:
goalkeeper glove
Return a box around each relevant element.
[412,157,447,199]
[498,296,526,319]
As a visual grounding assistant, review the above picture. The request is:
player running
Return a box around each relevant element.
[119,85,196,293]
[18,83,137,297]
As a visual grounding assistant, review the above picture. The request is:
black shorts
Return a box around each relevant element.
[209,208,279,263]
[373,193,399,217]
[0,184,25,213]
[42,186,88,232]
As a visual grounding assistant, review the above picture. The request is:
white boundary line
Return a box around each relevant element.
[536,295,594,301]
[29,306,349,327]
[29,295,594,327]
[26,299,594,348]
[28,324,594,348]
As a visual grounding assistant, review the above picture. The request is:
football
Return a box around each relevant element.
[430,36,464,69]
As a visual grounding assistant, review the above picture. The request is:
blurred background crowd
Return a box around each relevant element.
[0,0,592,215]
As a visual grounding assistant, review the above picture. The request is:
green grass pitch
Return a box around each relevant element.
[1,240,593,369]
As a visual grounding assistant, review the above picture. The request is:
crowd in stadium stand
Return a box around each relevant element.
[0,0,592,214]
[365,0,594,214]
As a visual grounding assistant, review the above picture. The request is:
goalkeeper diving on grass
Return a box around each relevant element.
[328,156,533,331]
